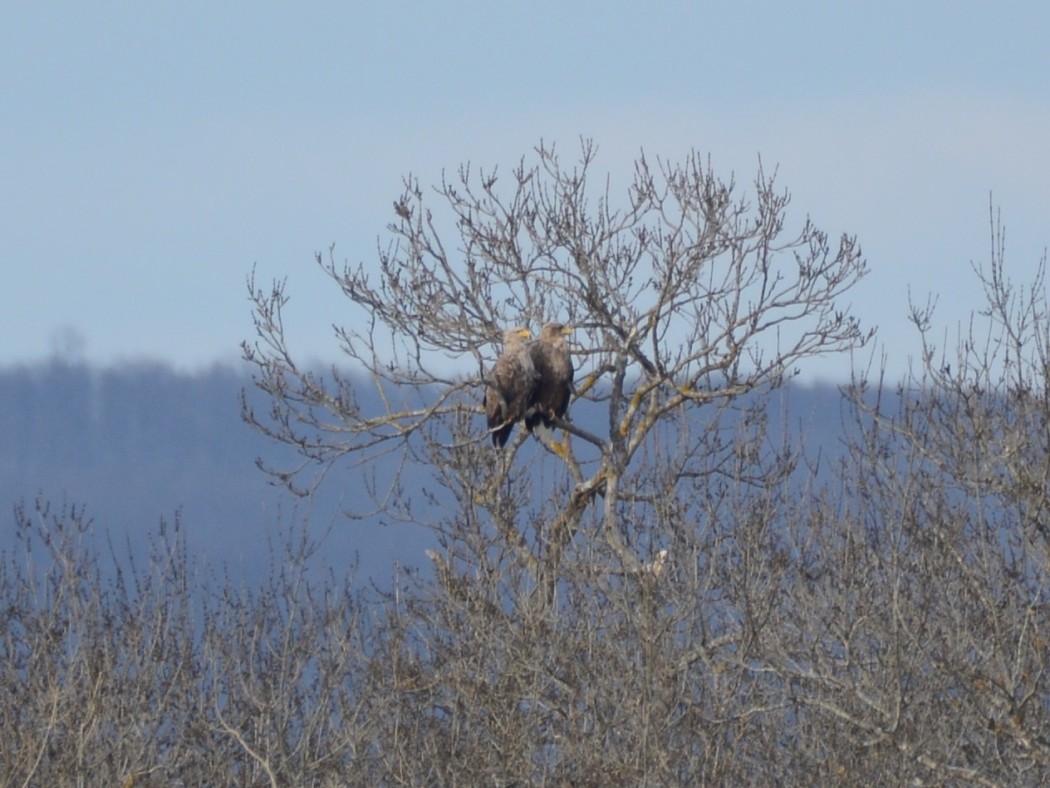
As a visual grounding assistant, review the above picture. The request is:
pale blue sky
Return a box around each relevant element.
[3,2,1049,381]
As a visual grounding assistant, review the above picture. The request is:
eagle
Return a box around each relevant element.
[525,322,574,432]
[484,327,537,447]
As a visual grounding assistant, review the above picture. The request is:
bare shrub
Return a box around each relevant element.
[736,209,1050,785]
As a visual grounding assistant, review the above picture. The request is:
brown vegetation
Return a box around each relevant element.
[4,144,1047,785]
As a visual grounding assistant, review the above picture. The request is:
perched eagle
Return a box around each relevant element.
[484,327,537,447]
[525,322,574,432]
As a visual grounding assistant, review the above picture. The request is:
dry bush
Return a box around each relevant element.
[0,502,379,786]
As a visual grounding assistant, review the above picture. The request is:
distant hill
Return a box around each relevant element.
[0,361,850,585]
[0,361,434,585]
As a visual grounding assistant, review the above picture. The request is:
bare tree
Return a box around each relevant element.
[242,139,869,591]
[241,140,872,780]
[747,208,1050,785]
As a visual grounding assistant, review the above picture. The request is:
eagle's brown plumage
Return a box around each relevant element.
[484,327,537,447]
[525,322,574,432]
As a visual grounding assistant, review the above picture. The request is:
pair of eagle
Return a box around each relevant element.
[484,322,574,447]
